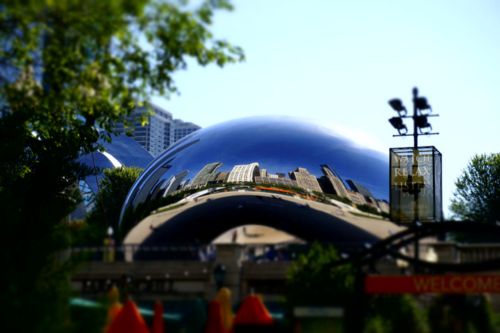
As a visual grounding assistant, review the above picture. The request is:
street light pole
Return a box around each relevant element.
[388,87,440,274]
[411,87,420,273]
[412,87,419,148]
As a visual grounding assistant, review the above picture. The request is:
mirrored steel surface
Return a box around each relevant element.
[120,117,401,246]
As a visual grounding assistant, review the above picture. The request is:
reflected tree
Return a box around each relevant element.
[79,166,143,245]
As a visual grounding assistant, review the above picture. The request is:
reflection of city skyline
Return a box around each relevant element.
[121,117,392,229]
[159,160,389,214]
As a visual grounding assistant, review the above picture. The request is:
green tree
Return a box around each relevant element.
[366,295,429,333]
[428,294,496,333]
[287,244,429,333]
[0,1,243,332]
[287,243,358,333]
[450,153,500,223]
[79,166,142,245]
[286,242,355,307]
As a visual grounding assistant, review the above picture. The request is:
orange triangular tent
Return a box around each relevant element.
[215,288,234,330]
[151,301,165,333]
[233,295,273,326]
[103,286,122,333]
[106,299,150,333]
[204,300,227,333]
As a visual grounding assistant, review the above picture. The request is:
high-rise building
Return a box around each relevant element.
[289,167,323,193]
[346,179,374,198]
[255,176,298,188]
[346,179,377,206]
[347,190,367,206]
[163,170,189,196]
[114,104,201,157]
[260,169,268,178]
[319,164,349,198]
[172,119,200,143]
[227,162,260,183]
[213,172,229,183]
[190,162,223,188]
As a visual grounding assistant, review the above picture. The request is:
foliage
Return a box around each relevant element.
[286,244,429,333]
[0,1,243,332]
[286,242,355,306]
[366,295,429,333]
[427,294,496,333]
[83,166,142,244]
[69,303,107,333]
[364,316,390,333]
[357,204,381,216]
[122,186,200,233]
[324,192,353,205]
[450,153,500,223]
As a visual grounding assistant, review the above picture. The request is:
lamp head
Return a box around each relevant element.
[389,99,407,117]
[389,117,408,135]
[388,98,407,114]
[415,115,432,133]
[415,97,431,112]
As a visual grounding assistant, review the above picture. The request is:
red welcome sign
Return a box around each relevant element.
[365,275,500,294]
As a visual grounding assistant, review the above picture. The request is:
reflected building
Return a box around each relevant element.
[190,162,223,188]
[347,179,374,198]
[347,190,368,206]
[318,164,349,198]
[255,175,297,188]
[213,171,229,184]
[377,200,390,214]
[347,179,376,206]
[227,162,260,183]
[163,170,189,196]
[289,167,323,193]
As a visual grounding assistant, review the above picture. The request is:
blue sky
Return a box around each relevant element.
[153,0,500,218]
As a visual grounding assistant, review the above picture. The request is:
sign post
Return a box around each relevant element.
[365,275,500,294]
[389,146,442,224]
[387,87,441,273]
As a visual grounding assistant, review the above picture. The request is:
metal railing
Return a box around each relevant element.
[70,244,216,262]
[69,242,500,265]
[456,243,500,263]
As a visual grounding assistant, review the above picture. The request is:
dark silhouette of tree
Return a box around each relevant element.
[80,166,143,245]
[428,295,496,333]
[0,1,243,331]
[450,153,500,223]
[286,243,429,333]
[286,242,355,307]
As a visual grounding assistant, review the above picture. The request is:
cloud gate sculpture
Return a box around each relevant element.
[119,117,402,249]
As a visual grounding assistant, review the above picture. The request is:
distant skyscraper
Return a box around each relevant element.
[190,162,223,187]
[163,170,189,196]
[260,169,268,178]
[319,164,349,198]
[346,179,376,206]
[172,119,200,143]
[347,190,367,206]
[227,162,260,183]
[114,104,201,157]
[346,179,374,198]
[214,172,229,183]
[255,176,298,188]
[289,167,323,193]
